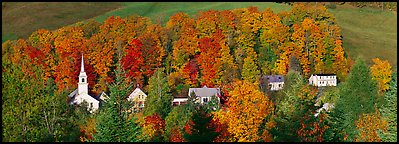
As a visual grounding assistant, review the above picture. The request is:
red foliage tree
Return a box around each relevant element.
[121,38,145,85]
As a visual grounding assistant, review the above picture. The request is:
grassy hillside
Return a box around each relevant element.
[328,4,397,66]
[2,2,122,42]
[92,2,291,25]
[2,2,396,66]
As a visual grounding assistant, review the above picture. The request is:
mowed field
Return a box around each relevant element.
[2,2,397,66]
[2,2,122,42]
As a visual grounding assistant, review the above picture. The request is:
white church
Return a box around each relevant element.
[68,54,108,113]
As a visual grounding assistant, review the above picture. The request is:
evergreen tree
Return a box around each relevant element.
[93,51,140,142]
[378,72,397,142]
[183,104,219,142]
[271,71,318,142]
[327,58,378,141]
[143,68,173,119]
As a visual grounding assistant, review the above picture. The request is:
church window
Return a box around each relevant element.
[82,78,85,83]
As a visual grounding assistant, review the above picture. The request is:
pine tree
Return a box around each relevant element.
[143,68,173,119]
[327,58,378,141]
[183,105,219,142]
[93,47,140,142]
[378,72,397,142]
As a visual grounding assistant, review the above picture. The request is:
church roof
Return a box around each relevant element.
[68,89,78,98]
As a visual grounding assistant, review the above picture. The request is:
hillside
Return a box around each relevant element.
[2,2,122,42]
[2,2,396,66]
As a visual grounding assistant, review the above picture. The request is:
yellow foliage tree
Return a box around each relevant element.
[370,58,393,95]
[213,80,274,142]
[354,109,388,142]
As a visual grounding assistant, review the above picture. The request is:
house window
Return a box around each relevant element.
[90,103,93,108]
[82,78,85,83]
[203,97,209,103]
[278,84,282,88]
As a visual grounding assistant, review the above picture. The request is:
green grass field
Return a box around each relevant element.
[328,4,397,66]
[2,2,397,66]
[2,2,122,42]
[92,2,292,25]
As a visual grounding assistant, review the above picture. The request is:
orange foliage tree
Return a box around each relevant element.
[354,110,388,142]
[197,37,222,87]
[213,80,274,142]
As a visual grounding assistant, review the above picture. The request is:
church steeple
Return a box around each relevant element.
[81,54,85,72]
[78,54,88,95]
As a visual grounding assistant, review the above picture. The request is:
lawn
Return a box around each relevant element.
[2,2,122,42]
[329,3,397,66]
[92,2,292,25]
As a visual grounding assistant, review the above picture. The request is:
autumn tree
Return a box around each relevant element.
[370,58,393,95]
[213,80,274,142]
[121,38,145,85]
[197,37,221,87]
[241,48,260,83]
[141,114,166,142]
[354,110,388,142]
[53,26,87,92]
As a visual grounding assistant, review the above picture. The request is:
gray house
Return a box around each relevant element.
[260,75,285,92]
[188,86,221,104]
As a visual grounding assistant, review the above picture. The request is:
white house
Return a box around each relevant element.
[308,74,337,87]
[172,97,188,106]
[260,75,285,91]
[68,54,100,113]
[127,87,147,112]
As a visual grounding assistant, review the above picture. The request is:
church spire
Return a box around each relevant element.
[81,54,85,72]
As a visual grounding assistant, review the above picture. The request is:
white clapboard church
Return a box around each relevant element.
[68,54,108,113]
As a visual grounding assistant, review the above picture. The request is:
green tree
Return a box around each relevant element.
[271,71,319,142]
[164,105,191,141]
[143,68,173,119]
[327,58,379,142]
[93,53,140,142]
[183,104,219,142]
[378,72,397,142]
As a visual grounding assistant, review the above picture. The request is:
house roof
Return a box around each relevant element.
[261,75,285,83]
[312,74,336,76]
[94,91,109,101]
[188,86,221,98]
[129,88,147,97]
